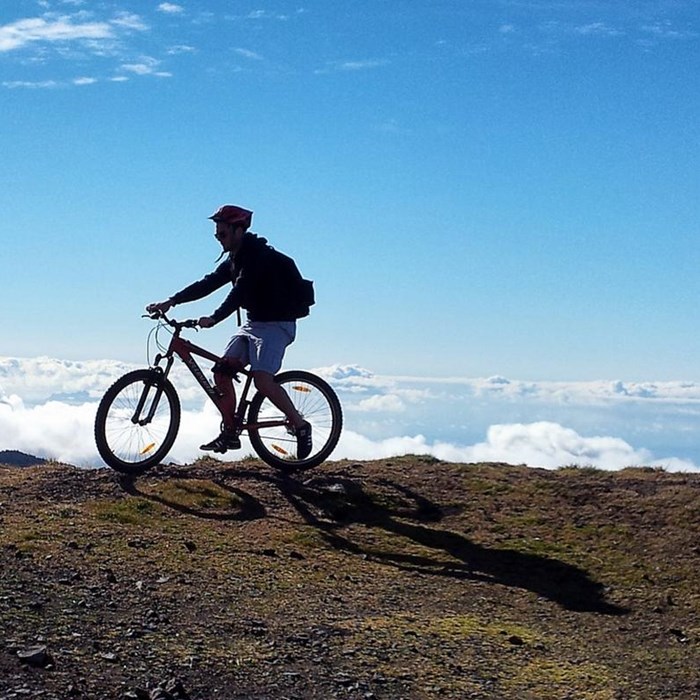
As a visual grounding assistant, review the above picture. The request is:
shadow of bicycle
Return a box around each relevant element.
[117,471,266,522]
[226,467,628,615]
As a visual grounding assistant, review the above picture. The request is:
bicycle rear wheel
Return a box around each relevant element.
[94,369,181,475]
[247,370,342,472]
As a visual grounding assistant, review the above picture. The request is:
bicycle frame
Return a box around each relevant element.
[144,318,289,434]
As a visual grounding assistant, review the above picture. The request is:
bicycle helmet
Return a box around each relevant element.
[208,204,253,229]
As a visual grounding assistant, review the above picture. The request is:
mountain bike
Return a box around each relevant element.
[94,313,342,476]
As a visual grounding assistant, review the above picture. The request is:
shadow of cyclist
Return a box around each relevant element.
[231,468,627,615]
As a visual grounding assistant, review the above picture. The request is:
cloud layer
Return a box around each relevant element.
[1,357,698,471]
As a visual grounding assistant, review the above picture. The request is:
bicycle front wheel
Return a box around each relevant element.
[247,370,342,472]
[94,369,181,475]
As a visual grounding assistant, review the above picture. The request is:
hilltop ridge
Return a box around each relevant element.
[1,457,699,699]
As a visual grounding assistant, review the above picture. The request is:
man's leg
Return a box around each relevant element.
[252,371,312,459]
[200,358,245,453]
[252,370,304,428]
[246,321,312,459]
[213,359,243,430]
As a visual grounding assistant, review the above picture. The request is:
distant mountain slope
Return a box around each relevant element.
[0,450,46,467]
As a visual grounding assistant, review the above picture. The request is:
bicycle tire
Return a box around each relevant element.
[95,369,181,475]
[247,370,342,472]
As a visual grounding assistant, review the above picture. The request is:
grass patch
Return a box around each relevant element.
[146,479,244,512]
[506,659,617,700]
[89,497,158,525]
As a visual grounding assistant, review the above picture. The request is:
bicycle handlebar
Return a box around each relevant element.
[143,311,199,330]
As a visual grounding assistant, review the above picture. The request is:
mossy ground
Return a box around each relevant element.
[1,457,699,698]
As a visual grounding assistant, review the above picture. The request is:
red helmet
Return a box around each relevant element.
[208,205,253,229]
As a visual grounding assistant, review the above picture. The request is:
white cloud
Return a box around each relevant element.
[333,423,698,472]
[640,21,697,40]
[245,10,290,21]
[0,11,149,53]
[338,59,386,71]
[119,56,171,77]
[0,16,114,52]
[316,364,375,381]
[314,59,388,75]
[0,10,158,88]
[0,357,135,405]
[234,48,263,60]
[167,44,195,55]
[575,22,623,37]
[110,12,149,32]
[0,397,98,466]
[354,394,405,413]
[7,357,700,412]
[158,3,185,14]
[464,421,647,469]
[2,80,59,89]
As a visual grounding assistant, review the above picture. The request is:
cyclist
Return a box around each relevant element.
[147,205,312,459]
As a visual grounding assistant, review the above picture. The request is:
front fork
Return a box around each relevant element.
[132,355,174,426]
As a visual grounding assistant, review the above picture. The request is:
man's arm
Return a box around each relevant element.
[147,261,231,317]
[206,285,242,324]
[196,285,243,327]
[169,262,231,306]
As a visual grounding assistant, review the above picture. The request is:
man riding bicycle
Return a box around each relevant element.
[147,205,312,459]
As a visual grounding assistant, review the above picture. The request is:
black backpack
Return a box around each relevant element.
[275,250,315,319]
[294,277,315,318]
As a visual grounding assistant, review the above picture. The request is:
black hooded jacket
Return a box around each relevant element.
[169,232,304,323]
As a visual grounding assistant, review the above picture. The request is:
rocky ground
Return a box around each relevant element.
[1,456,700,699]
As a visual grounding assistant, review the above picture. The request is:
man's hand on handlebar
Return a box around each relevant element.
[146,300,172,317]
[198,316,215,328]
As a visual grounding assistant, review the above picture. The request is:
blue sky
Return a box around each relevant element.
[1,1,700,468]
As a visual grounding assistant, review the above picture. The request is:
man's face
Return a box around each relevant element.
[214,222,243,252]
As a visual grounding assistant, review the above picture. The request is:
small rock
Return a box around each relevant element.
[17,645,53,668]
[334,674,356,687]
[148,678,191,700]
[164,678,191,699]
[669,628,690,643]
[123,690,150,700]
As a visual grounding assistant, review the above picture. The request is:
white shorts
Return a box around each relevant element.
[223,321,296,375]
